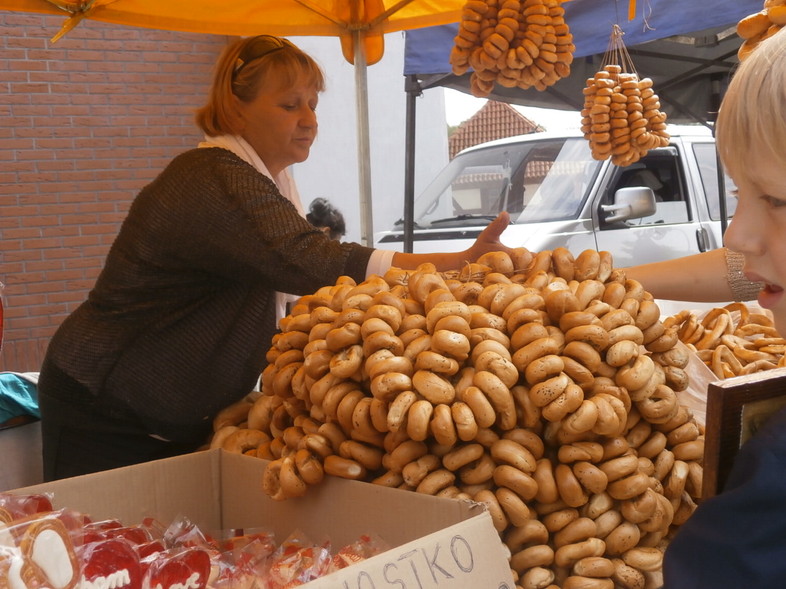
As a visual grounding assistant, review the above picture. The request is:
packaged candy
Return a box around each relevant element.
[0,512,80,589]
[78,537,142,589]
[328,534,389,573]
[265,531,332,589]
[0,493,53,523]
[162,516,214,550]
[0,494,383,589]
[212,528,277,589]
[142,546,212,589]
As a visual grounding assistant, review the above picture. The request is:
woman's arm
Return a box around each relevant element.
[391,212,513,272]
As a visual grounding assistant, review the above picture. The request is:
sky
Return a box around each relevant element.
[443,87,582,131]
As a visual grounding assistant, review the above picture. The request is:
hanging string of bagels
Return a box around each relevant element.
[736,2,786,60]
[448,0,577,98]
[580,23,669,165]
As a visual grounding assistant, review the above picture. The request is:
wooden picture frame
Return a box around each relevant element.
[702,366,786,500]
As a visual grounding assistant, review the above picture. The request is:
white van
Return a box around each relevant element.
[375,125,736,267]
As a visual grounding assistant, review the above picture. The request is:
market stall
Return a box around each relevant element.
[4,1,786,588]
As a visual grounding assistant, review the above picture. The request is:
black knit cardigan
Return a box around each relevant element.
[42,147,374,443]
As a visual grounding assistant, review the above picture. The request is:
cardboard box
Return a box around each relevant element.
[0,420,43,491]
[13,449,516,588]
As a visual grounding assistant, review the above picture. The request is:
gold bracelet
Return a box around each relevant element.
[725,248,763,301]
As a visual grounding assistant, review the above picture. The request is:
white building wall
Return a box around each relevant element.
[289,33,449,247]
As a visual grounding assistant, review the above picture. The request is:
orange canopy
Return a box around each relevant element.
[0,0,465,63]
[0,0,464,35]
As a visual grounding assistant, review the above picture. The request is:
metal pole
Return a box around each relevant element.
[403,75,420,253]
[354,32,374,247]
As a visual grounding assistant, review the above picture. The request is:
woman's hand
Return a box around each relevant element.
[465,212,513,260]
[389,212,513,272]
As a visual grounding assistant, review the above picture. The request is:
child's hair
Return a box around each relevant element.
[306,198,346,240]
[717,28,786,179]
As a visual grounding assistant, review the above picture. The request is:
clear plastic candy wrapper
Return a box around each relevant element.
[0,492,389,589]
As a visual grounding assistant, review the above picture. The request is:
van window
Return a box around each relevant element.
[516,139,599,223]
[693,142,737,220]
[604,149,691,227]
[412,137,601,228]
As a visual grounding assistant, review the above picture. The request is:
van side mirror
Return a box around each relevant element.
[601,187,657,223]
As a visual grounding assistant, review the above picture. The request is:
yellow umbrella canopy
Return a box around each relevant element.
[0,0,465,244]
[0,0,464,46]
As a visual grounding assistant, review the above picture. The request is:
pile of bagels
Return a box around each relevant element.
[449,0,576,97]
[665,303,786,380]
[737,0,786,60]
[211,246,709,589]
[581,64,669,165]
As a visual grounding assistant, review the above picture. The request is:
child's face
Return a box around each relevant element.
[724,148,786,334]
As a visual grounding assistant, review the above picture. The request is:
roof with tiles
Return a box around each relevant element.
[448,100,544,159]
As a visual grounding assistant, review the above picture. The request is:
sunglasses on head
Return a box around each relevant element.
[233,35,295,78]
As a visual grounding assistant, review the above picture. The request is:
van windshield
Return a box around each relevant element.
[413,137,601,227]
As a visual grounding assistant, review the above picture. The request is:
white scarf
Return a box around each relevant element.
[198,134,305,216]
[198,134,307,326]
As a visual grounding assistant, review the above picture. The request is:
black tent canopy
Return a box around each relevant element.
[404,0,763,125]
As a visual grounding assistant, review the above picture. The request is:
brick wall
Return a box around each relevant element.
[0,12,230,372]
